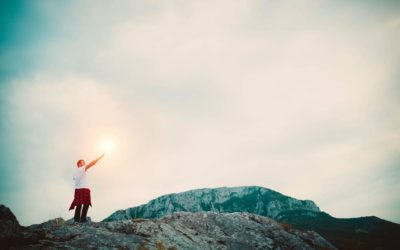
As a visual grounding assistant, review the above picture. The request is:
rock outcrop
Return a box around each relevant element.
[103,186,319,222]
[0,204,336,250]
[0,204,22,245]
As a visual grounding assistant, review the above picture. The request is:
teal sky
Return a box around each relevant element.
[1,0,400,226]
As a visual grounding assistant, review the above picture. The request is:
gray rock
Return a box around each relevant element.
[2,205,337,249]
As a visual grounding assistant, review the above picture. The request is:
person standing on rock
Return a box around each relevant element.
[69,153,104,223]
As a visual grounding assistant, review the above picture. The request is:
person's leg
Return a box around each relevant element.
[81,204,89,222]
[74,204,82,222]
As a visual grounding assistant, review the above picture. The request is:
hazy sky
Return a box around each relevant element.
[1,0,399,226]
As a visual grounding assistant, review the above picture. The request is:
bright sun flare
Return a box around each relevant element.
[100,139,114,153]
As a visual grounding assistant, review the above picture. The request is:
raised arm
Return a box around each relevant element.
[85,153,105,171]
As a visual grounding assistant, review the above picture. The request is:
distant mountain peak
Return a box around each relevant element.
[103,185,320,222]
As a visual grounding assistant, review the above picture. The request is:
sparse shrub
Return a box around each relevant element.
[132,218,146,223]
[137,243,150,250]
[156,241,165,250]
[217,239,226,245]
[280,223,293,233]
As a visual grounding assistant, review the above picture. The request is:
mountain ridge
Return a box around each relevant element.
[103,185,320,222]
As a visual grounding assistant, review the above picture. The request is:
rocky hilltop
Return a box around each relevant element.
[103,186,319,222]
[0,204,336,250]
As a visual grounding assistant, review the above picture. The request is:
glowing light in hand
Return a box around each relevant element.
[100,139,113,153]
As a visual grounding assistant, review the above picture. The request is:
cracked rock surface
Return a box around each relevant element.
[1,204,336,250]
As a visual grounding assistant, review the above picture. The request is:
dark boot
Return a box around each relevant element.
[80,204,89,223]
[74,204,82,222]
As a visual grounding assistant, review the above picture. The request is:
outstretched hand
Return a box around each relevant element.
[86,153,105,171]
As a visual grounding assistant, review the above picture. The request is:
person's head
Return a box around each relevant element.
[77,159,85,167]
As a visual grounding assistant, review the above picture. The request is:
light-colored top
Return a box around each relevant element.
[73,167,88,189]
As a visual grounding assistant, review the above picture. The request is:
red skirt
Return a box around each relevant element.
[69,188,92,210]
